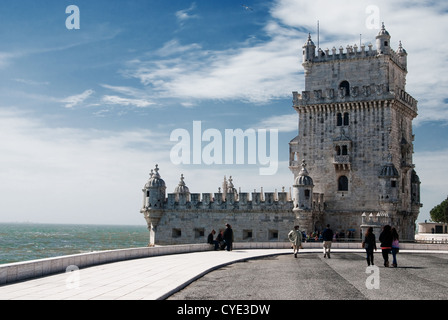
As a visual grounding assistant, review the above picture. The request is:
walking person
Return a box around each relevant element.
[223,223,233,251]
[379,225,393,267]
[288,225,303,258]
[391,227,400,268]
[362,227,377,266]
[322,224,334,258]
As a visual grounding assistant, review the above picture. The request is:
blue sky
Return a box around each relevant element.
[0,0,447,226]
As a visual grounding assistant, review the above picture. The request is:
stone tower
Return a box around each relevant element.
[290,24,422,240]
[141,165,166,245]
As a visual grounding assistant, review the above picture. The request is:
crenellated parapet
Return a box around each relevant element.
[293,84,394,106]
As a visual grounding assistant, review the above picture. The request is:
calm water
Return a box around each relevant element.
[0,223,149,264]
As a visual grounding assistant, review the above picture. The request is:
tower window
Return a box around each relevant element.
[339,81,350,97]
[172,228,182,238]
[342,145,348,155]
[337,112,350,126]
[304,189,310,199]
[335,146,341,155]
[384,41,388,47]
[337,113,342,126]
[338,176,349,191]
[343,112,349,126]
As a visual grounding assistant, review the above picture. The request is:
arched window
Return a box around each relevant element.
[342,145,348,155]
[339,81,350,97]
[338,176,349,191]
[304,189,310,199]
[343,112,350,126]
[337,113,342,126]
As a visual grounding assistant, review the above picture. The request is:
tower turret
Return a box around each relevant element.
[303,33,316,63]
[397,41,408,70]
[174,174,190,204]
[141,164,166,246]
[376,22,391,55]
[293,160,314,210]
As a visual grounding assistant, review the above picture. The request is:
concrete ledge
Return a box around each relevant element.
[2,241,448,286]
[0,244,213,286]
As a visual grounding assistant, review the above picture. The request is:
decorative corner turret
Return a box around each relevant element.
[141,164,167,246]
[293,160,314,211]
[376,22,391,55]
[303,33,316,64]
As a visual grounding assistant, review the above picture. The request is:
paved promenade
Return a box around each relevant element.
[0,248,289,300]
[1,247,447,300]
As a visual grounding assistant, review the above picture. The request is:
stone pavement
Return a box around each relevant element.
[0,248,289,300]
[0,248,447,300]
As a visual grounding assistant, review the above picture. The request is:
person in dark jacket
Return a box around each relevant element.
[379,225,393,267]
[207,229,219,250]
[223,223,233,251]
[322,224,334,258]
[362,227,377,266]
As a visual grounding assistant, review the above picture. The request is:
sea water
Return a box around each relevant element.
[0,223,149,264]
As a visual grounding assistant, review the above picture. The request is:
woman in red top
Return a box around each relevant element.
[379,225,393,267]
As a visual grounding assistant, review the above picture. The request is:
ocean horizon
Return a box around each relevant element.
[0,222,149,265]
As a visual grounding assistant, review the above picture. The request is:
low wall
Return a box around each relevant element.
[1,241,447,286]
[415,233,448,243]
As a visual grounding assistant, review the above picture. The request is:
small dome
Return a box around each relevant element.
[377,22,390,37]
[303,33,315,47]
[397,41,407,55]
[174,174,190,194]
[379,163,399,178]
[295,160,314,186]
[145,165,166,188]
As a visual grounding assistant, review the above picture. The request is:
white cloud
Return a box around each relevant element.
[126,22,303,103]
[61,89,95,109]
[175,3,198,25]
[101,95,155,108]
[256,113,298,133]
[123,0,448,123]
[13,78,50,86]
[0,108,171,225]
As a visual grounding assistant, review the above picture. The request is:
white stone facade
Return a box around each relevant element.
[141,24,421,245]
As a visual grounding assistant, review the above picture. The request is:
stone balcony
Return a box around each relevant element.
[333,155,351,171]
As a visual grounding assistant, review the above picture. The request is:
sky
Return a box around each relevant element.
[0,0,447,226]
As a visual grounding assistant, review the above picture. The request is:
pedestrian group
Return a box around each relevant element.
[208,223,400,268]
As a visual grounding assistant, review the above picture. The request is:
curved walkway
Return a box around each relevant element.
[1,246,447,300]
[0,248,289,300]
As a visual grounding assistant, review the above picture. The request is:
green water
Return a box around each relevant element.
[0,223,149,264]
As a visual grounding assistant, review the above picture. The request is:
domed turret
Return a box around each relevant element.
[379,162,399,178]
[143,164,166,209]
[376,22,391,55]
[174,174,189,194]
[295,160,314,186]
[303,33,316,63]
[293,160,314,210]
[145,165,166,188]
[397,41,408,70]
[378,159,399,203]
[174,174,190,204]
